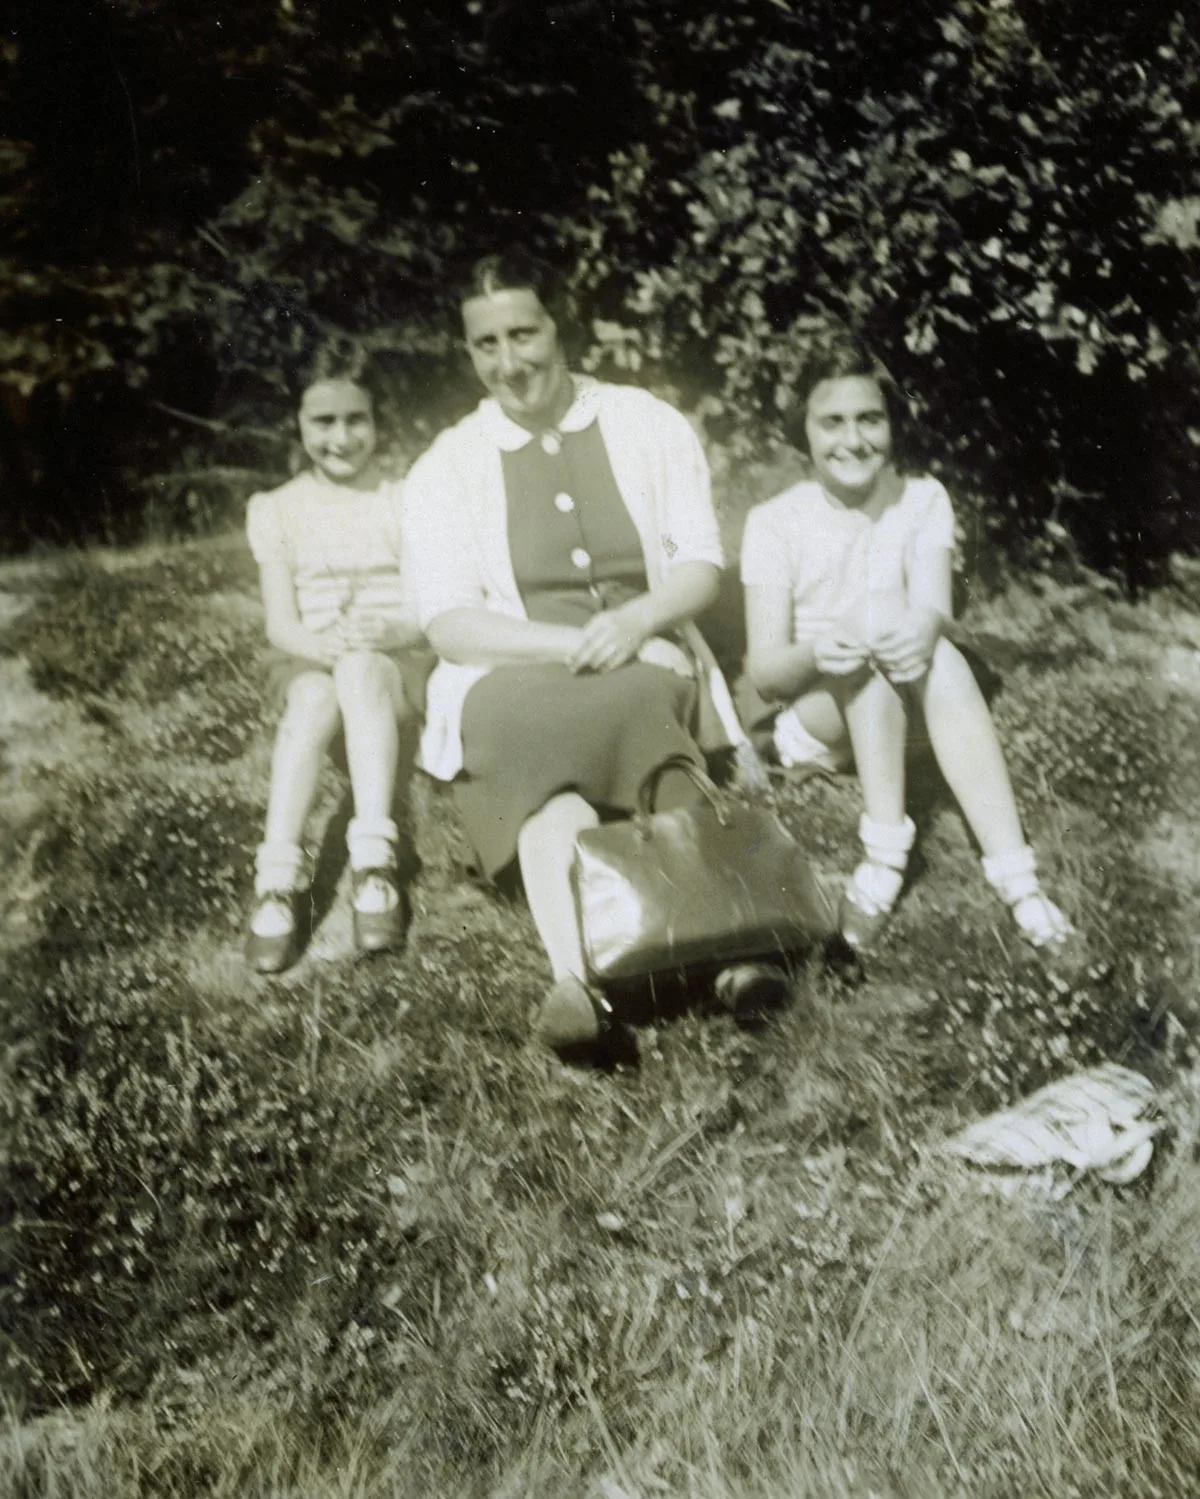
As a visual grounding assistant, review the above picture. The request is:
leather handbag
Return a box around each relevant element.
[570,754,837,984]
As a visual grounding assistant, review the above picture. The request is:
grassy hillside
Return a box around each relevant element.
[2,534,1200,1497]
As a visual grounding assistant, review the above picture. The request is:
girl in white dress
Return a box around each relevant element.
[741,335,1076,956]
[244,340,430,972]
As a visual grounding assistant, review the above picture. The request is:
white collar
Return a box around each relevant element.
[476,376,602,451]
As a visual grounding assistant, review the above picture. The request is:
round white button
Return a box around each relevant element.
[570,547,592,570]
[540,433,562,456]
[554,492,575,513]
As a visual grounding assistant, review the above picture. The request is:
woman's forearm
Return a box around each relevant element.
[619,562,721,640]
[426,609,582,667]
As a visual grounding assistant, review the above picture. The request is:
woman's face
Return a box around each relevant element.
[462,287,571,430]
[804,375,893,504]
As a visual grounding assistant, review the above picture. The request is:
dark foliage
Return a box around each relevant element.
[2,1,1199,577]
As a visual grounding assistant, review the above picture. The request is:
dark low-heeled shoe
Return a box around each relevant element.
[351,868,406,955]
[713,960,792,1022]
[245,890,305,975]
[534,976,614,1053]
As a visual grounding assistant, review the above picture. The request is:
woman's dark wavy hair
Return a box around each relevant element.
[287,334,387,420]
[783,331,914,470]
[459,247,583,361]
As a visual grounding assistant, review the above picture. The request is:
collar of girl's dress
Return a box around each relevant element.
[476,375,602,452]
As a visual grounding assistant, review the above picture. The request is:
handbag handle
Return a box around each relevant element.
[637,753,730,827]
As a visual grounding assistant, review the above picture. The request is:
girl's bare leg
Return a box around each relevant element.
[915,639,1026,855]
[333,650,406,832]
[333,651,420,952]
[838,667,908,825]
[916,639,1073,947]
[259,670,341,890]
[829,669,915,944]
[785,685,851,750]
[250,671,341,966]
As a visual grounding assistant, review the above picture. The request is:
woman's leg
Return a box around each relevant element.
[517,790,600,982]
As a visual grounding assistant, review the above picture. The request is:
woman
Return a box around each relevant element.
[403,249,788,1053]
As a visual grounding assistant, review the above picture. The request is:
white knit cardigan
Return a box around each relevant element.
[402,377,742,781]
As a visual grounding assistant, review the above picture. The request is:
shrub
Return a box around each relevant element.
[575,0,1200,584]
[6,1,1200,576]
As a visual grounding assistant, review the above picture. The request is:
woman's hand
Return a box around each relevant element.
[869,609,943,684]
[813,627,871,677]
[568,602,651,674]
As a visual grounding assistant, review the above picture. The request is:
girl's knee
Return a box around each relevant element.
[841,664,905,716]
[334,650,400,703]
[926,638,982,701]
[281,672,341,738]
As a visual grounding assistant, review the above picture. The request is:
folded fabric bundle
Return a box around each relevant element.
[942,1063,1161,1186]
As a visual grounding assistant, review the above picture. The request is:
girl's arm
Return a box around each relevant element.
[259,558,344,666]
[339,611,425,654]
[569,561,720,674]
[744,582,825,700]
[424,609,584,668]
[870,545,953,683]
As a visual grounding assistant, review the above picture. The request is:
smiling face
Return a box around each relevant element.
[297,378,378,485]
[461,286,572,431]
[804,375,894,505]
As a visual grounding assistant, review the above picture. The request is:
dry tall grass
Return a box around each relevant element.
[2,538,1199,1497]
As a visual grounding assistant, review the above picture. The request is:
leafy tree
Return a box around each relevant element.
[577,0,1200,583]
[3,0,1199,579]
[1,0,636,543]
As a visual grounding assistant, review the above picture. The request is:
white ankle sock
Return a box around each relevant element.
[981,845,1040,903]
[982,846,1073,947]
[250,894,299,938]
[849,814,916,916]
[254,840,308,897]
[347,816,399,873]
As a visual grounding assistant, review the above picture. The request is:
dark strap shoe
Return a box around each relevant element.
[351,868,407,955]
[245,890,305,975]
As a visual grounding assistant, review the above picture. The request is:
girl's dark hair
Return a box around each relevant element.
[289,335,387,418]
[459,247,582,358]
[783,331,912,467]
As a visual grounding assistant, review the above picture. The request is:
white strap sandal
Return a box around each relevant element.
[982,846,1077,952]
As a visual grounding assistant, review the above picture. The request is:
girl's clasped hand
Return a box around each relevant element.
[814,608,942,685]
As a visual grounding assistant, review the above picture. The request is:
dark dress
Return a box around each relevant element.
[455,421,702,878]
